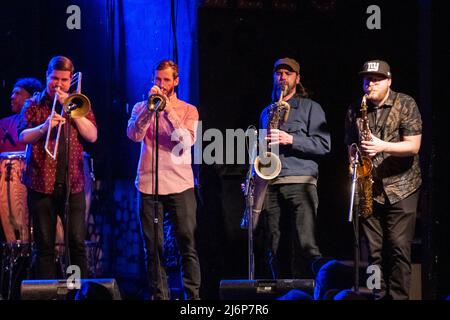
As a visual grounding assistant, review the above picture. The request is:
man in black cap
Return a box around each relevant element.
[259,57,330,279]
[0,78,43,153]
[344,59,422,299]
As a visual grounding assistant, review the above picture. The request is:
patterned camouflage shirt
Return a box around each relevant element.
[344,89,422,205]
[17,91,97,194]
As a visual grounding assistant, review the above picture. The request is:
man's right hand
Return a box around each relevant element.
[42,113,66,131]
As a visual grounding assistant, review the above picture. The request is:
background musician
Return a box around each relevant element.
[0,78,43,153]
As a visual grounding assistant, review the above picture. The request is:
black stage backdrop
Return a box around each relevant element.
[0,0,448,300]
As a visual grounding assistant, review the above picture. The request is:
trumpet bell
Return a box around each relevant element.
[147,93,166,112]
[63,93,91,118]
[254,152,282,180]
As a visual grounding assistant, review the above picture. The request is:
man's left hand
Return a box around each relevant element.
[266,129,293,146]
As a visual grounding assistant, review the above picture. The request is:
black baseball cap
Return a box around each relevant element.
[359,60,391,78]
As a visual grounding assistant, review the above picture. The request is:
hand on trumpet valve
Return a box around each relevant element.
[149,85,164,97]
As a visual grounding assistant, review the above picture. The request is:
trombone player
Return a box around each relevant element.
[260,58,330,280]
[18,56,97,279]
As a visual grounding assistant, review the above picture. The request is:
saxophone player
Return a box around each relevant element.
[344,60,422,300]
[261,58,330,279]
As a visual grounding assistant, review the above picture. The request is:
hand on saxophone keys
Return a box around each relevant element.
[360,134,386,157]
[265,129,293,146]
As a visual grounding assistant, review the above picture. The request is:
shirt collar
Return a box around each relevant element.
[167,92,178,104]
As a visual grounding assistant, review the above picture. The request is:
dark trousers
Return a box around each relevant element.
[362,190,419,300]
[28,185,87,279]
[263,183,321,279]
[138,188,201,300]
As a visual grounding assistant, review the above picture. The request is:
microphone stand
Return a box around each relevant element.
[243,128,257,280]
[244,169,255,280]
[348,147,360,294]
[63,110,72,272]
[151,105,165,298]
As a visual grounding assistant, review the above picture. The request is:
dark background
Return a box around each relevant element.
[0,0,448,299]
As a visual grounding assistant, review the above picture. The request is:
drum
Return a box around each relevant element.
[0,152,28,242]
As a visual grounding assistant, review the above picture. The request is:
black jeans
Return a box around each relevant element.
[28,185,87,279]
[263,183,321,279]
[138,188,201,300]
[362,190,419,300]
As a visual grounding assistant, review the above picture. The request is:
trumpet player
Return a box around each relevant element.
[18,56,97,279]
[127,59,200,300]
[344,60,422,299]
[261,58,330,280]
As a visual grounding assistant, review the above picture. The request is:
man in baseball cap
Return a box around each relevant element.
[359,59,392,79]
[258,56,330,280]
[273,57,300,74]
[345,58,423,300]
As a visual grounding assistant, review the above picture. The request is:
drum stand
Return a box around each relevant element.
[0,157,34,299]
[0,242,30,299]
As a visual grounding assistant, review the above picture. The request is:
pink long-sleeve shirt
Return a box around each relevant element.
[127,93,199,195]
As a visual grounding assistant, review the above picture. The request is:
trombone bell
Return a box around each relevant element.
[63,93,91,118]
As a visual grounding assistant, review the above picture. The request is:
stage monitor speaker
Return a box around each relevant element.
[219,279,315,300]
[20,278,122,300]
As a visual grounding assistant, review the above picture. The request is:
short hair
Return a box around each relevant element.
[154,59,179,79]
[314,260,353,300]
[14,77,43,95]
[47,56,74,75]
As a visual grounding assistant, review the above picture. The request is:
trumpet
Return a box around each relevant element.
[44,72,91,160]
[147,93,166,112]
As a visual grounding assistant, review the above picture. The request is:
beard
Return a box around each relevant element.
[272,81,296,101]
[366,86,388,102]
[161,86,174,97]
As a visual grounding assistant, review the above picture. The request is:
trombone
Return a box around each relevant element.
[44,72,91,160]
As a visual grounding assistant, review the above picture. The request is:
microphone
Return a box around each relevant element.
[352,144,364,166]
[153,100,162,111]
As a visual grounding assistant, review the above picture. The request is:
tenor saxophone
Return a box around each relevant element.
[241,84,291,230]
[356,94,374,218]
